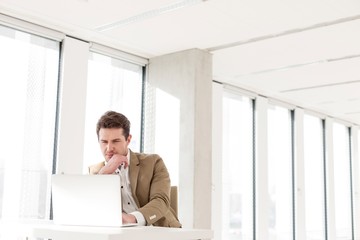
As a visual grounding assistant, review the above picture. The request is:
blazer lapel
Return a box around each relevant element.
[129,150,140,207]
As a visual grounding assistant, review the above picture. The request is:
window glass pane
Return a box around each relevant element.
[267,105,292,239]
[303,114,325,239]
[333,123,352,239]
[0,25,60,238]
[222,93,253,240]
[83,53,143,172]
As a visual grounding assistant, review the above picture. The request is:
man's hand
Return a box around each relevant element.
[122,213,137,224]
[98,154,128,174]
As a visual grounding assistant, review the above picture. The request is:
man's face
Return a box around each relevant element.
[98,128,131,161]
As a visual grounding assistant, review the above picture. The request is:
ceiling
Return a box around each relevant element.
[1,0,360,125]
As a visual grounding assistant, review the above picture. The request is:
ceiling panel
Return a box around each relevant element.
[219,57,360,92]
[1,0,360,124]
[209,0,360,40]
[280,83,360,105]
[279,82,360,121]
[213,19,360,78]
[0,0,177,27]
[96,0,288,56]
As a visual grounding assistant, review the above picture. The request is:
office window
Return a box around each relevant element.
[333,123,352,239]
[0,25,60,237]
[83,53,143,172]
[303,114,325,239]
[222,93,253,240]
[267,105,293,239]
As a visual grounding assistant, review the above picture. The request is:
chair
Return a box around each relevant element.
[170,186,178,216]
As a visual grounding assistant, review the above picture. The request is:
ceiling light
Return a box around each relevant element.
[235,53,360,79]
[95,0,208,32]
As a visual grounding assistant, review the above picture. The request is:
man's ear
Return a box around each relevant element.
[127,134,132,144]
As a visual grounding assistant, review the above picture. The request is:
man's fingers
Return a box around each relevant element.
[108,155,128,169]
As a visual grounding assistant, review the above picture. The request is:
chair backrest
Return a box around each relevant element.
[170,186,178,216]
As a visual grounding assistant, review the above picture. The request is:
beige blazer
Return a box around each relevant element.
[88,150,181,228]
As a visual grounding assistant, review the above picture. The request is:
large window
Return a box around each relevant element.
[333,122,352,239]
[216,86,360,240]
[267,105,293,240]
[83,52,143,172]
[303,114,325,239]
[222,93,253,240]
[0,25,60,238]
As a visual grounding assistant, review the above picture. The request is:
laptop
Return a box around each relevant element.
[51,174,135,227]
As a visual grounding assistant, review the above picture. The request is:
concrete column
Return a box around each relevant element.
[56,37,89,174]
[148,49,212,229]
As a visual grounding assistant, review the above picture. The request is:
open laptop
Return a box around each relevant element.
[51,174,135,227]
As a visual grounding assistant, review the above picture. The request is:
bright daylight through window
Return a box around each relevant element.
[0,25,60,239]
[303,114,325,239]
[83,52,143,172]
[267,105,292,240]
[333,122,352,239]
[222,92,253,240]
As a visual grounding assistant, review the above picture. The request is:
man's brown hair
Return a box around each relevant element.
[96,111,131,139]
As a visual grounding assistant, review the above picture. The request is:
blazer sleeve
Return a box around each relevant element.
[136,156,173,225]
[88,162,105,174]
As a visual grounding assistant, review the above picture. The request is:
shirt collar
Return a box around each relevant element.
[126,149,131,164]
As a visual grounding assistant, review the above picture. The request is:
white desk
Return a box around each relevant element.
[14,221,213,240]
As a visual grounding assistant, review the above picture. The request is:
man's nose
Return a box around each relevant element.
[106,142,114,150]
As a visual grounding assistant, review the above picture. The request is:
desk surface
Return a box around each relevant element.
[14,221,213,240]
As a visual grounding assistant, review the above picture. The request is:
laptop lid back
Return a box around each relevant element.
[51,174,122,227]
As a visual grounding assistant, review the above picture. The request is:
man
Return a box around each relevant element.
[88,111,181,228]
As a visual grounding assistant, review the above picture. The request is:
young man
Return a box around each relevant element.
[88,111,181,228]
